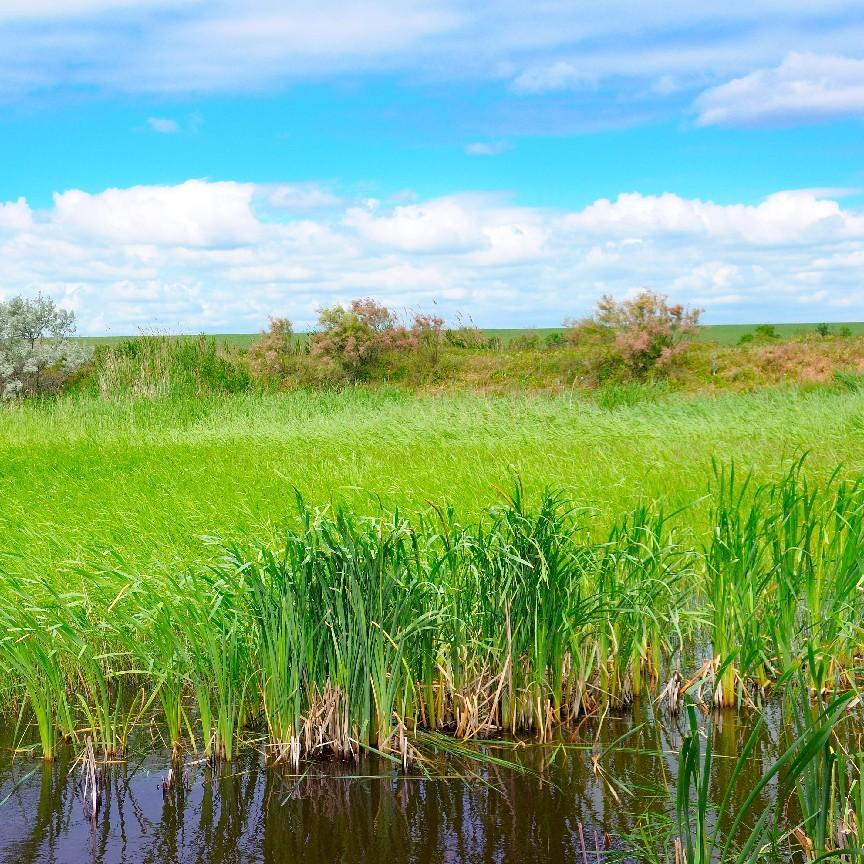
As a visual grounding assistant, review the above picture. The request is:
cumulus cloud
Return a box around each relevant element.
[51,180,261,246]
[343,197,489,253]
[0,198,32,232]
[2,180,864,333]
[147,116,179,133]
[695,53,864,126]
[562,191,864,244]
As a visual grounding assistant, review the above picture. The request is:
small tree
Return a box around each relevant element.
[593,290,701,378]
[0,294,92,398]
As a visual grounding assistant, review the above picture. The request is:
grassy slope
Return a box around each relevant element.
[2,387,864,582]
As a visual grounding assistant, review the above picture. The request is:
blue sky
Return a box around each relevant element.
[1,1,863,333]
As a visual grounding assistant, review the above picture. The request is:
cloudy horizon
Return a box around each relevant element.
[1,1,862,333]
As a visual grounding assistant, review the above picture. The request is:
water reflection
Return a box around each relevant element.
[0,704,790,864]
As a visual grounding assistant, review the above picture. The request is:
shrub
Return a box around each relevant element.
[248,317,298,380]
[0,293,92,398]
[816,323,831,337]
[310,298,413,380]
[410,313,445,370]
[544,332,564,348]
[509,332,540,351]
[754,324,779,341]
[571,290,701,380]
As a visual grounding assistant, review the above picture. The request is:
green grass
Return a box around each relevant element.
[76,332,262,348]
[3,384,864,858]
[697,322,864,344]
[2,386,864,581]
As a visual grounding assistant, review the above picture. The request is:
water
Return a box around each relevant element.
[0,706,788,863]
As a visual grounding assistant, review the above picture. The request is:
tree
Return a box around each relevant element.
[0,294,92,398]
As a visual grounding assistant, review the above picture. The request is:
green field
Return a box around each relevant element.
[2,386,863,581]
[74,321,864,350]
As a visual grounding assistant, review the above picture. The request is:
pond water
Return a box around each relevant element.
[0,705,788,864]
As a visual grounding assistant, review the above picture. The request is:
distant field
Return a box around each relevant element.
[697,322,864,344]
[76,322,864,348]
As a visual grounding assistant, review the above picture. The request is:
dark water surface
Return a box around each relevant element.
[0,706,782,864]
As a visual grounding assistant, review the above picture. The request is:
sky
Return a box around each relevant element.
[1,1,864,334]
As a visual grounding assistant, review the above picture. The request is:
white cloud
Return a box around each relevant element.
[0,0,184,20]
[147,116,179,133]
[2,180,864,333]
[562,191,864,245]
[0,0,862,104]
[510,61,589,94]
[343,197,488,253]
[0,197,32,231]
[695,52,864,126]
[464,141,510,156]
[267,183,342,211]
[51,180,262,246]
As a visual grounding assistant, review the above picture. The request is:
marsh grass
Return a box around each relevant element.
[3,382,864,854]
[2,462,864,775]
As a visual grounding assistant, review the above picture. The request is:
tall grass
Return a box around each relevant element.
[2,463,864,770]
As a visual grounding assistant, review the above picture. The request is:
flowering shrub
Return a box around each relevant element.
[0,294,92,398]
[248,316,297,379]
[309,299,442,380]
[410,313,445,369]
[567,291,701,380]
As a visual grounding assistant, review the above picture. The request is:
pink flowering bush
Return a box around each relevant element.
[248,316,296,379]
[568,291,701,380]
[411,313,445,368]
[310,299,443,381]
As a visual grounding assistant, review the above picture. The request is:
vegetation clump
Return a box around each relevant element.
[93,333,251,397]
[248,316,298,381]
[2,461,863,776]
[0,294,91,398]
[566,290,701,382]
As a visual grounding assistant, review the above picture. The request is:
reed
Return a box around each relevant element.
[1,462,863,772]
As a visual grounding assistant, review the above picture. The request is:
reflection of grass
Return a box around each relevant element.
[0,769,37,807]
[619,692,862,863]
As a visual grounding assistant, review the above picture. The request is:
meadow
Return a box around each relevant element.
[3,331,864,860]
[3,385,864,580]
